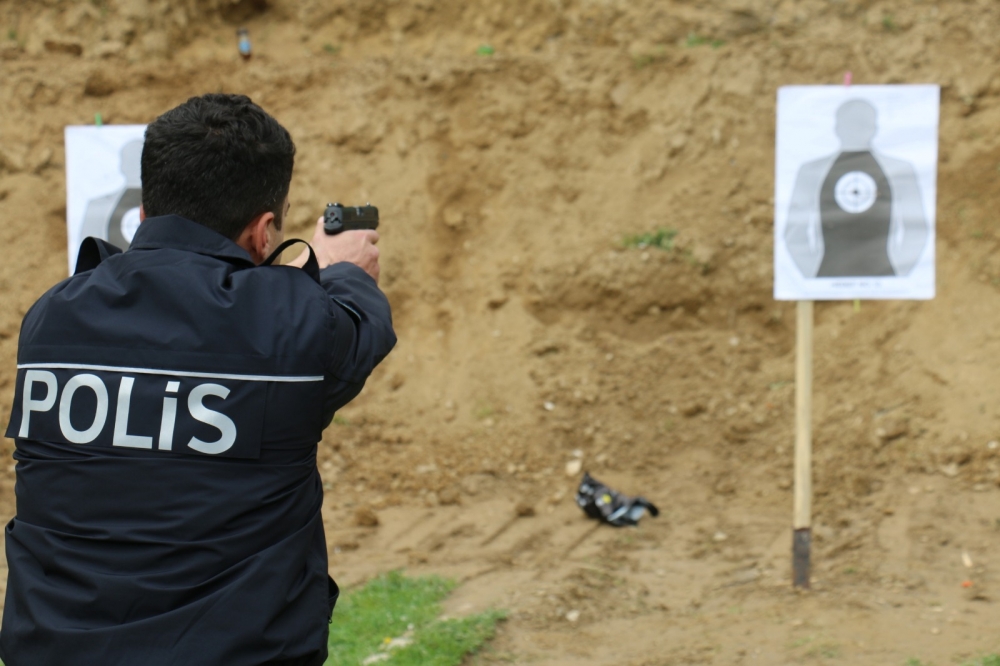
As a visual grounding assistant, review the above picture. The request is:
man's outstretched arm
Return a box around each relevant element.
[292,217,396,425]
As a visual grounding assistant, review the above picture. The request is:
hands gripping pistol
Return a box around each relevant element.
[323,203,379,235]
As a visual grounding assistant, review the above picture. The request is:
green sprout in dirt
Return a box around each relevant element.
[622,228,678,251]
[6,28,16,41]
[332,414,350,426]
[326,571,505,666]
[684,32,725,49]
[477,44,495,56]
[473,403,496,420]
[323,43,341,55]
[882,14,898,32]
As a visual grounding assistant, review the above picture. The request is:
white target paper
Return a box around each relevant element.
[65,125,146,274]
[774,85,939,301]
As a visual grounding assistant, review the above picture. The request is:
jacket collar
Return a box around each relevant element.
[127,215,255,266]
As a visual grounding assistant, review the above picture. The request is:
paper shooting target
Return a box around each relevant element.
[833,171,878,214]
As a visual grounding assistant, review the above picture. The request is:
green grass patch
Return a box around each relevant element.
[326,571,505,666]
[965,657,1000,666]
[622,228,678,251]
[684,32,725,48]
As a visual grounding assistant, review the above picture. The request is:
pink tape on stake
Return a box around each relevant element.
[844,71,853,87]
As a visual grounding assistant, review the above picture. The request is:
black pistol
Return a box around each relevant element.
[323,203,379,235]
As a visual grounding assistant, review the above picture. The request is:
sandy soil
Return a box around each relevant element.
[2,0,1000,663]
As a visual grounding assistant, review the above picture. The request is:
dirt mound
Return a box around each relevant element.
[3,0,1000,662]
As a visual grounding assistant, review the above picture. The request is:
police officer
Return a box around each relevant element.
[2,94,396,665]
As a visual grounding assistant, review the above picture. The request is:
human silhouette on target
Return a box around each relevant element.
[784,99,929,278]
[79,139,143,253]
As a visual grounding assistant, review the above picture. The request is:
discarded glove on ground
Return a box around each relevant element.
[575,472,660,527]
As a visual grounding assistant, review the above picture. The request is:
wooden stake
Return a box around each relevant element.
[793,300,813,588]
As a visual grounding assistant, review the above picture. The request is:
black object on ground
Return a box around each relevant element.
[575,472,660,527]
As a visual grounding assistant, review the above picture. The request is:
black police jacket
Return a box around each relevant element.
[1,215,396,665]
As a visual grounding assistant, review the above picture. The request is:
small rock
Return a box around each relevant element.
[0,42,22,60]
[713,531,728,542]
[565,459,583,476]
[29,147,53,173]
[438,487,461,506]
[681,402,706,417]
[713,478,736,496]
[44,38,83,56]
[0,145,26,173]
[353,506,380,528]
[389,373,405,390]
[515,501,536,517]
[84,70,118,97]
[875,420,909,442]
[407,550,430,564]
[336,538,360,552]
[543,401,555,411]
[669,134,687,155]
[565,609,580,623]
[940,463,960,478]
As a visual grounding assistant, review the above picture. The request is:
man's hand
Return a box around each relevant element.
[288,216,380,283]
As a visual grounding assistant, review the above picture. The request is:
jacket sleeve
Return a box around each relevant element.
[319,262,397,427]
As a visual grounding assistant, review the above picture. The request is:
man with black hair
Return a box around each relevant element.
[2,93,395,665]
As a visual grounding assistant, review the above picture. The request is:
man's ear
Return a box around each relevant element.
[235,211,277,265]
[139,205,146,222]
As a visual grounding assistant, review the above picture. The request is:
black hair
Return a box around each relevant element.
[141,93,295,240]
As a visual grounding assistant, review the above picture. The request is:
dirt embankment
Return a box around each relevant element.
[3,0,1000,663]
